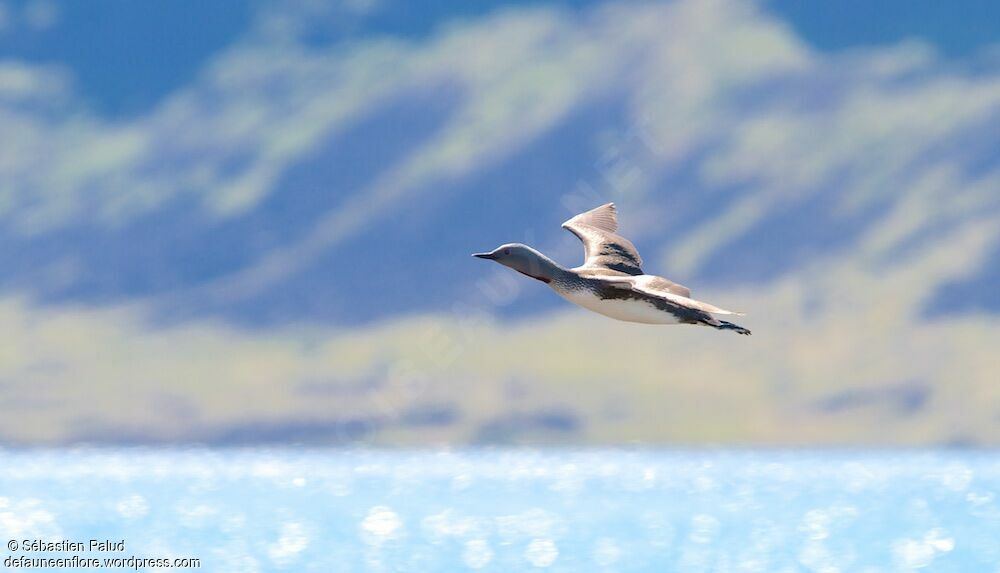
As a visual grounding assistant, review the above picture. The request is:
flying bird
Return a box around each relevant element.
[473,203,751,335]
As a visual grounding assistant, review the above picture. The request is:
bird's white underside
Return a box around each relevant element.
[555,287,683,325]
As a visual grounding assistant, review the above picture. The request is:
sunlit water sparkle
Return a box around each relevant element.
[2,449,1000,572]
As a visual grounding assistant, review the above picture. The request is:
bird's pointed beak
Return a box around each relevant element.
[472,252,495,260]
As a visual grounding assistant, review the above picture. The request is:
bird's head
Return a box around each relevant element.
[472,243,555,283]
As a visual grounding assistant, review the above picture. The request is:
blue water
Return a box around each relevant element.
[2,449,1000,572]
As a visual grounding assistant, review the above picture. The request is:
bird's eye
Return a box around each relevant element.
[503,249,510,255]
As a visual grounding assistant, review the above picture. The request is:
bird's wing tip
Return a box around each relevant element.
[708,307,745,316]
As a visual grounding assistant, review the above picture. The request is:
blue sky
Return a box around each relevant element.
[2,0,998,117]
[0,0,997,445]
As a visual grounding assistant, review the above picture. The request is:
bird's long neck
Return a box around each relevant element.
[519,249,569,284]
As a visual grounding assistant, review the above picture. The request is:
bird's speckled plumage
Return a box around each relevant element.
[473,203,751,335]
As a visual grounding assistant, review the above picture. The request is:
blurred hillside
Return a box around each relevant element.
[0,0,997,446]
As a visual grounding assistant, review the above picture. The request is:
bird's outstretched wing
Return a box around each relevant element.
[562,203,644,275]
[605,275,743,316]
[640,276,692,299]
